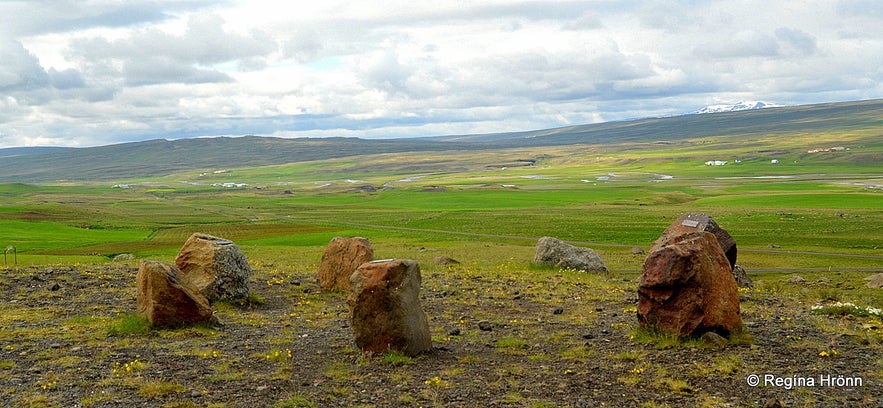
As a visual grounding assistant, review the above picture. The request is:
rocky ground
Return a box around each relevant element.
[0,262,880,407]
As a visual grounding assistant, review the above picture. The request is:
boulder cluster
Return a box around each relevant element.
[136,233,252,328]
[318,238,433,356]
[133,212,751,354]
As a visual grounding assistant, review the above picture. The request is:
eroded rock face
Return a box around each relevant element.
[136,260,214,328]
[318,237,374,292]
[654,213,737,269]
[638,231,743,338]
[347,259,432,356]
[534,237,608,273]
[175,233,251,302]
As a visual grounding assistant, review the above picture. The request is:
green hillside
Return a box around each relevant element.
[0,99,881,183]
[436,99,883,145]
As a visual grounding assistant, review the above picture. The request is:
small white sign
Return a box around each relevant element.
[682,220,700,227]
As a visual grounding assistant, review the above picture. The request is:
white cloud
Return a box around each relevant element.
[0,0,881,148]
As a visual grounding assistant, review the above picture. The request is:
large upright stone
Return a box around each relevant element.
[318,237,374,292]
[655,213,737,269]
[136,260,214,328]
[175,233,252,302]
[638,231,743,338]
[347,259,432,356]
[534,237,608,273]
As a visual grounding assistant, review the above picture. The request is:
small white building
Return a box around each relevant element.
[770,159,779,164]
[705,160,728,166]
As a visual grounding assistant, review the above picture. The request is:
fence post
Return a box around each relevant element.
[4,246,15,265]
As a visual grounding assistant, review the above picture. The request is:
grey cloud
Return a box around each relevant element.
[237,57,269,72]
[1,0,221,36]
[693,30,780,59]
[0,39,50,91]
[71,14,275,66]
[48,68,86,89]
[123,56,232,86]
[434,1,625,23]
[562,12,604,30]
[837,0,883,18]
[352,34,697,111]
[67,13,274,87]
[637,1,702,31]
[775,28,817,56]
[0,38,115,106]
[279,20,388,64]
[281,27,327,63]
[279,2,614,64]
[358,51,417,95]
[172,14,276,65]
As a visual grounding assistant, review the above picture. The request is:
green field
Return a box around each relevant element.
[1,128,880,272]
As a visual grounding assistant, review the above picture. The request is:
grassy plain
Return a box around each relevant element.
[0,128,881,406]
[4,128,880,265]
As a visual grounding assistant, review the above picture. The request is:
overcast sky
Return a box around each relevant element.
[1,0,881,148]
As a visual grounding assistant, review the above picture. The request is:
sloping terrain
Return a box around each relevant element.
[0,99,881,183]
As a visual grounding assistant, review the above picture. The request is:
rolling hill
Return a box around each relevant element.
[0,146,72,158]
[0,99,881,183]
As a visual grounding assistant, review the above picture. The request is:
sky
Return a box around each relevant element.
[1,0,881,148]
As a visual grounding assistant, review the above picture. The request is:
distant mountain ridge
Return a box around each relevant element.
[0,98,881,183]
[689,101,784,115]
[0,146,73,158]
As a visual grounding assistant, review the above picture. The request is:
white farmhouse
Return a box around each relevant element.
[705,160,728,166]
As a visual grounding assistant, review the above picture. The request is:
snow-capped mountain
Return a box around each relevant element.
[690,101,783,114]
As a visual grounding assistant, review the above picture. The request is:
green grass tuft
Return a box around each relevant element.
[106,313,151,336]
[381,350,414,366]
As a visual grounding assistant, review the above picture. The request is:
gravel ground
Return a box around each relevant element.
[0,264,880,407]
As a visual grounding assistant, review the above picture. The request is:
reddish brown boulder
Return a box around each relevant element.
[654,213,737,269]
[638,231,743,338]
[347,259,432,356]
[136,260,214,328]
[318,237,374,292]
[175,233,252,302]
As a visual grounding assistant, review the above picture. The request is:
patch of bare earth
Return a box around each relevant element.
[0,264,880,407]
